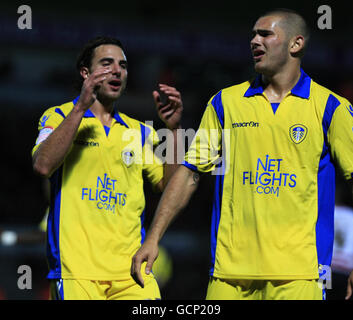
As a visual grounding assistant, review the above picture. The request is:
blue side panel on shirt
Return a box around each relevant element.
[316,146,335,267]
[316,94,341,268]
[211,91,224,128]
[207,91,225,275]
[47,166,63,279]
[209,168,224,276]
[322,95,340,137]
[140,209,146,244]
[208,93,225,275]
[140,123,151,148]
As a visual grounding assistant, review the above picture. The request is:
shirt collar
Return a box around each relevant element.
[72,96,129,128]
[244,69,312,99]
[112,111,129,128]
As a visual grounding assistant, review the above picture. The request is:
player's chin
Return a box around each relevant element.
[105,88,124,101]
[254,62,265,73]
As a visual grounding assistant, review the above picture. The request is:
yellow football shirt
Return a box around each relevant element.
[32,98,163,280]
[184,70,353,280]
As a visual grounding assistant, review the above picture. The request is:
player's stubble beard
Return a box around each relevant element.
[253,42,290,77]
[97,77,127,107]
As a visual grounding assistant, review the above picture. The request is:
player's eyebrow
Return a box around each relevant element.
[99,57,128,67]
[251,29,274,37]
[98,57,114,64]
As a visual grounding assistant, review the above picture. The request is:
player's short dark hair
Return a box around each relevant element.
[74,36,125,91]
[259,8,310,57]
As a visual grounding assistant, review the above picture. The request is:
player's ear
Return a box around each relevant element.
[80,67,90,80]
[289,35,305,56]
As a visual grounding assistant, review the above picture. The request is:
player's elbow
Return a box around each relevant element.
[32,157,52,178]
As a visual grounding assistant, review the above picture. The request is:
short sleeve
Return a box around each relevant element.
[328,98,353,180]
[183,92,223,173]
[32,106,67,156]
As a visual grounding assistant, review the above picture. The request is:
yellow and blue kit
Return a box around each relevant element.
[32,97,163,281]
[183,70,353,281]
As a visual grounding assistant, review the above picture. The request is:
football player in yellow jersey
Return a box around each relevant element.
[32,36,183,300]
[131,9,353,300]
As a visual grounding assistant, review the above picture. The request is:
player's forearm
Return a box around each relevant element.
[32,105,86,177]
[146,166,199,244]
[162,127,183,188]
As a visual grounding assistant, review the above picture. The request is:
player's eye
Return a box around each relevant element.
[259,30,271,37]
[120,62,128,69]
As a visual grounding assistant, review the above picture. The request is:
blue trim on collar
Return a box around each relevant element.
[103,125,110,137]
[291,69,311,99]
[83,109,95,118]
[72,95,129,127]
[113,112,129,128]
[73,96,80,105]
[244,74,264,97]
[244,69,312,99]
[83,109,129,127]
[72,95,95,118]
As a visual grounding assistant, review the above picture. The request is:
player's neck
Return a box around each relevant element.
[262,64,301,103]
[90,99,115,127]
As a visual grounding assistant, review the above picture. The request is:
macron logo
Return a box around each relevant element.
[347,105,353,118]
[232,121,259,128]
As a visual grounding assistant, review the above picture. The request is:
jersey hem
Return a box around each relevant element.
[47,272,154,281]
[210,272,319,280]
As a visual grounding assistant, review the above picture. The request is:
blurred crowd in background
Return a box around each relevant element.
[0,1,353,299]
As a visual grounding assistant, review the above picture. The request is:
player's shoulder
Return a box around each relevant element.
[311,80,351,106]
[214,80,254,101]
[41,100,74,118]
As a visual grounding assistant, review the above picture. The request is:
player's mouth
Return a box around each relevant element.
[252,49,265,62]
[108,79,122,91]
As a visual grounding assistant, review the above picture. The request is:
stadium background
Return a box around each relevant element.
[0,0,352,299]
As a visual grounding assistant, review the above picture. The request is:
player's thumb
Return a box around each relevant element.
[152,91,160,105]
[145,256,155,275]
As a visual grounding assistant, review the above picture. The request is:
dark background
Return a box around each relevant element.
[0,0,352,300]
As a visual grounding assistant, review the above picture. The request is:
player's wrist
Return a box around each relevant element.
[73,101,89,115]
[144,233,160,246]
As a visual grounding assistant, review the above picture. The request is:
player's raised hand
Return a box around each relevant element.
[76,67,111,111]
[153,84,183,130]
[131,240,159,288]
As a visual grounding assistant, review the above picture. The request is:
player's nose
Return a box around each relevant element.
[111,63,121,75]
[250,34,261,47]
